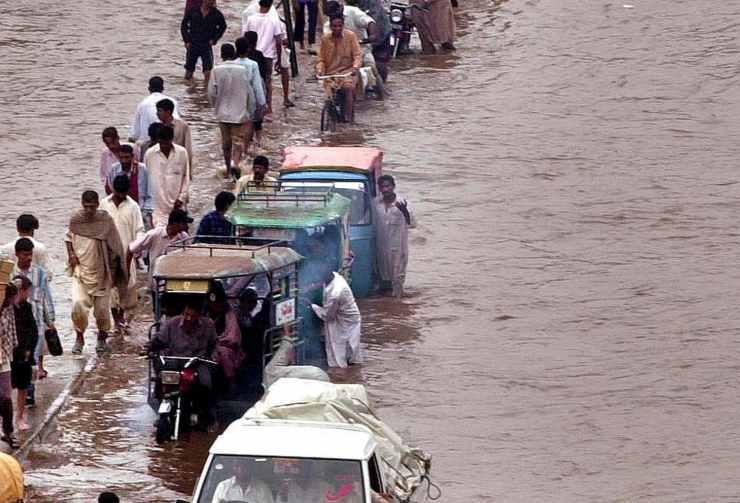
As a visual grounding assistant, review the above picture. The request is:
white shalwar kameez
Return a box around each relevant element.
[311,272,362,368]
[374,195,416,297]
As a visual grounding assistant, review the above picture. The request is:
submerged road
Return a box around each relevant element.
[3,0,740,501]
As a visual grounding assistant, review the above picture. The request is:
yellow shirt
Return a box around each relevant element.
[316,30,362,76]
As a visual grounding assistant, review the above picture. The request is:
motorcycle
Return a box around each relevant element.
[388,1,415,58]
[151,354,217,443]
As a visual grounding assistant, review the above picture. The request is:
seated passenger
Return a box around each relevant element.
[207,283,245,387]
[212,458,274,503]
[278,460,323,502]
[237,288,270,367]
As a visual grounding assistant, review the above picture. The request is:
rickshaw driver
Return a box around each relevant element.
[147,297,219,423]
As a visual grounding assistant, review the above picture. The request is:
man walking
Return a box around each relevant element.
[181,0,227,83]
[243,0,284,117]
[100,176,145,334]
[195,191,236,244]
[234,156,276,194]
[235,36,267,158]
[1,214,53,279]
[145,124,190,227]
[311,269,362,368]
[12,239,55,405]
[129,77,180,142]
[374,175,415,297]
[106,144,154,229]
[208,43,263,180]
[66,191,128,354]
[100,127,139,189]
[156,98,194,180]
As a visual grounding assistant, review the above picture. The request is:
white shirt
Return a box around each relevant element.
[100,195,145,287]
[145,144,190,227]
[242,2,286,36]
[211,476,275,503]
[207,61,261,124]
[0,237,53,280]
[130,92,181,141]
[244,11,283,59]
[324,5,375,39]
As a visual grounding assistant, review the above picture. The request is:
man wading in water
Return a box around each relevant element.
[66,191,128,354]
[374,175,415,297]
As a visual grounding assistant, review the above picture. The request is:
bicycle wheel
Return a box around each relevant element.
[321,100,337,132]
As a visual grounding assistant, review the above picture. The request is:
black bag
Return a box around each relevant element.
[45,328,63,356]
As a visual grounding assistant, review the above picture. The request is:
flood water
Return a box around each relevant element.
[3,0,740,500]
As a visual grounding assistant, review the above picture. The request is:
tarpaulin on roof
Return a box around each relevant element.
[245,378,431,502]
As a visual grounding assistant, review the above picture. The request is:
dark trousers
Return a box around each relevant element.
[294,1,318,45]
[0,372,13,436]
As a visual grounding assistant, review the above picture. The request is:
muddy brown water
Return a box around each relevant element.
[3,0,740,501]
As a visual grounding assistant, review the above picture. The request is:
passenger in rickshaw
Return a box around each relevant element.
[148,297,218,422]
[211,457,275,503]
[278,459,324,502]
[206,282,245,393]
[237,288,271,369]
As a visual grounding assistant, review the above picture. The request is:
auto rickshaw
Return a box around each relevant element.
[278,146,384,298]
[226,186,353,367]
[147,238,303,440]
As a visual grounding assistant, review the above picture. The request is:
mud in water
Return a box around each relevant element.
[5,0,740,501]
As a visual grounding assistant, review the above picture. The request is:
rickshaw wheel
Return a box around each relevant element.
[321,99,337,132]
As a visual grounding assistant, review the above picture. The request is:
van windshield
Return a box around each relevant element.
[197,454,366,503]
[282,181,371,226]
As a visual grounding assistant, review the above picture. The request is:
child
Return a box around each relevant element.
[12,275,36,431]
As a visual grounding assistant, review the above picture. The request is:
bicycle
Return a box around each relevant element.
[317,72,354,132]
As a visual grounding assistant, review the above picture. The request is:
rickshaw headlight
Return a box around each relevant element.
[160,371,181,385]
[390,8,404,23]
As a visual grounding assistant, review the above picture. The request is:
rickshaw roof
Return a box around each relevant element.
[280,146,383,175]
[152,243,302,280]
[227,190,352,229]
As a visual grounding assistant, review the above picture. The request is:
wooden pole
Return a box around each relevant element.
[281,0,300,77]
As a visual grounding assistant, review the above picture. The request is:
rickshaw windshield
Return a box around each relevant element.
[282,181,370,226]
[197,455,366,503]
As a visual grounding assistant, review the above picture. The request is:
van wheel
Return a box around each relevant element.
[156,414,172,444]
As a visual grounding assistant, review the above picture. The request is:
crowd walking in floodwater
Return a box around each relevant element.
[0,0,451,481]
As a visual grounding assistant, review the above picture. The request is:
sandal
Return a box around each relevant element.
[95,338,110,354]
[71,340,84,355]
[284,99,296,108]
[38,369,48,380]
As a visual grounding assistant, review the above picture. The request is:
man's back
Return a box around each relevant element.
[131,93,180,141]
[245,12,280,58]
[208,62,252,123]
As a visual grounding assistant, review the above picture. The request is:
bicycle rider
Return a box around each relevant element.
[316,14,363,123]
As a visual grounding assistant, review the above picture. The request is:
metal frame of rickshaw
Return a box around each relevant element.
[146,238,304,421]
[226,187,353,367]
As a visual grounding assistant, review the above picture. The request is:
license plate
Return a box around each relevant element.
[390,34,397,45]
[160,371,180,385]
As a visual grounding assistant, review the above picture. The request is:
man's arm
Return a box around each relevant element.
[350,33,363,71]
[129,104,143,142]
[40,268,55,329]
[251,64,267,108]
[184,123,194,180]
[181,10,192,45]
[207,72,218,105]
[177,150,190,205]
[213,10,227,44]
[65,236,79,269]
[316,38,327,75]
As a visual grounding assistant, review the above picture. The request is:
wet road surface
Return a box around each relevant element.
[5,0,740,501]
